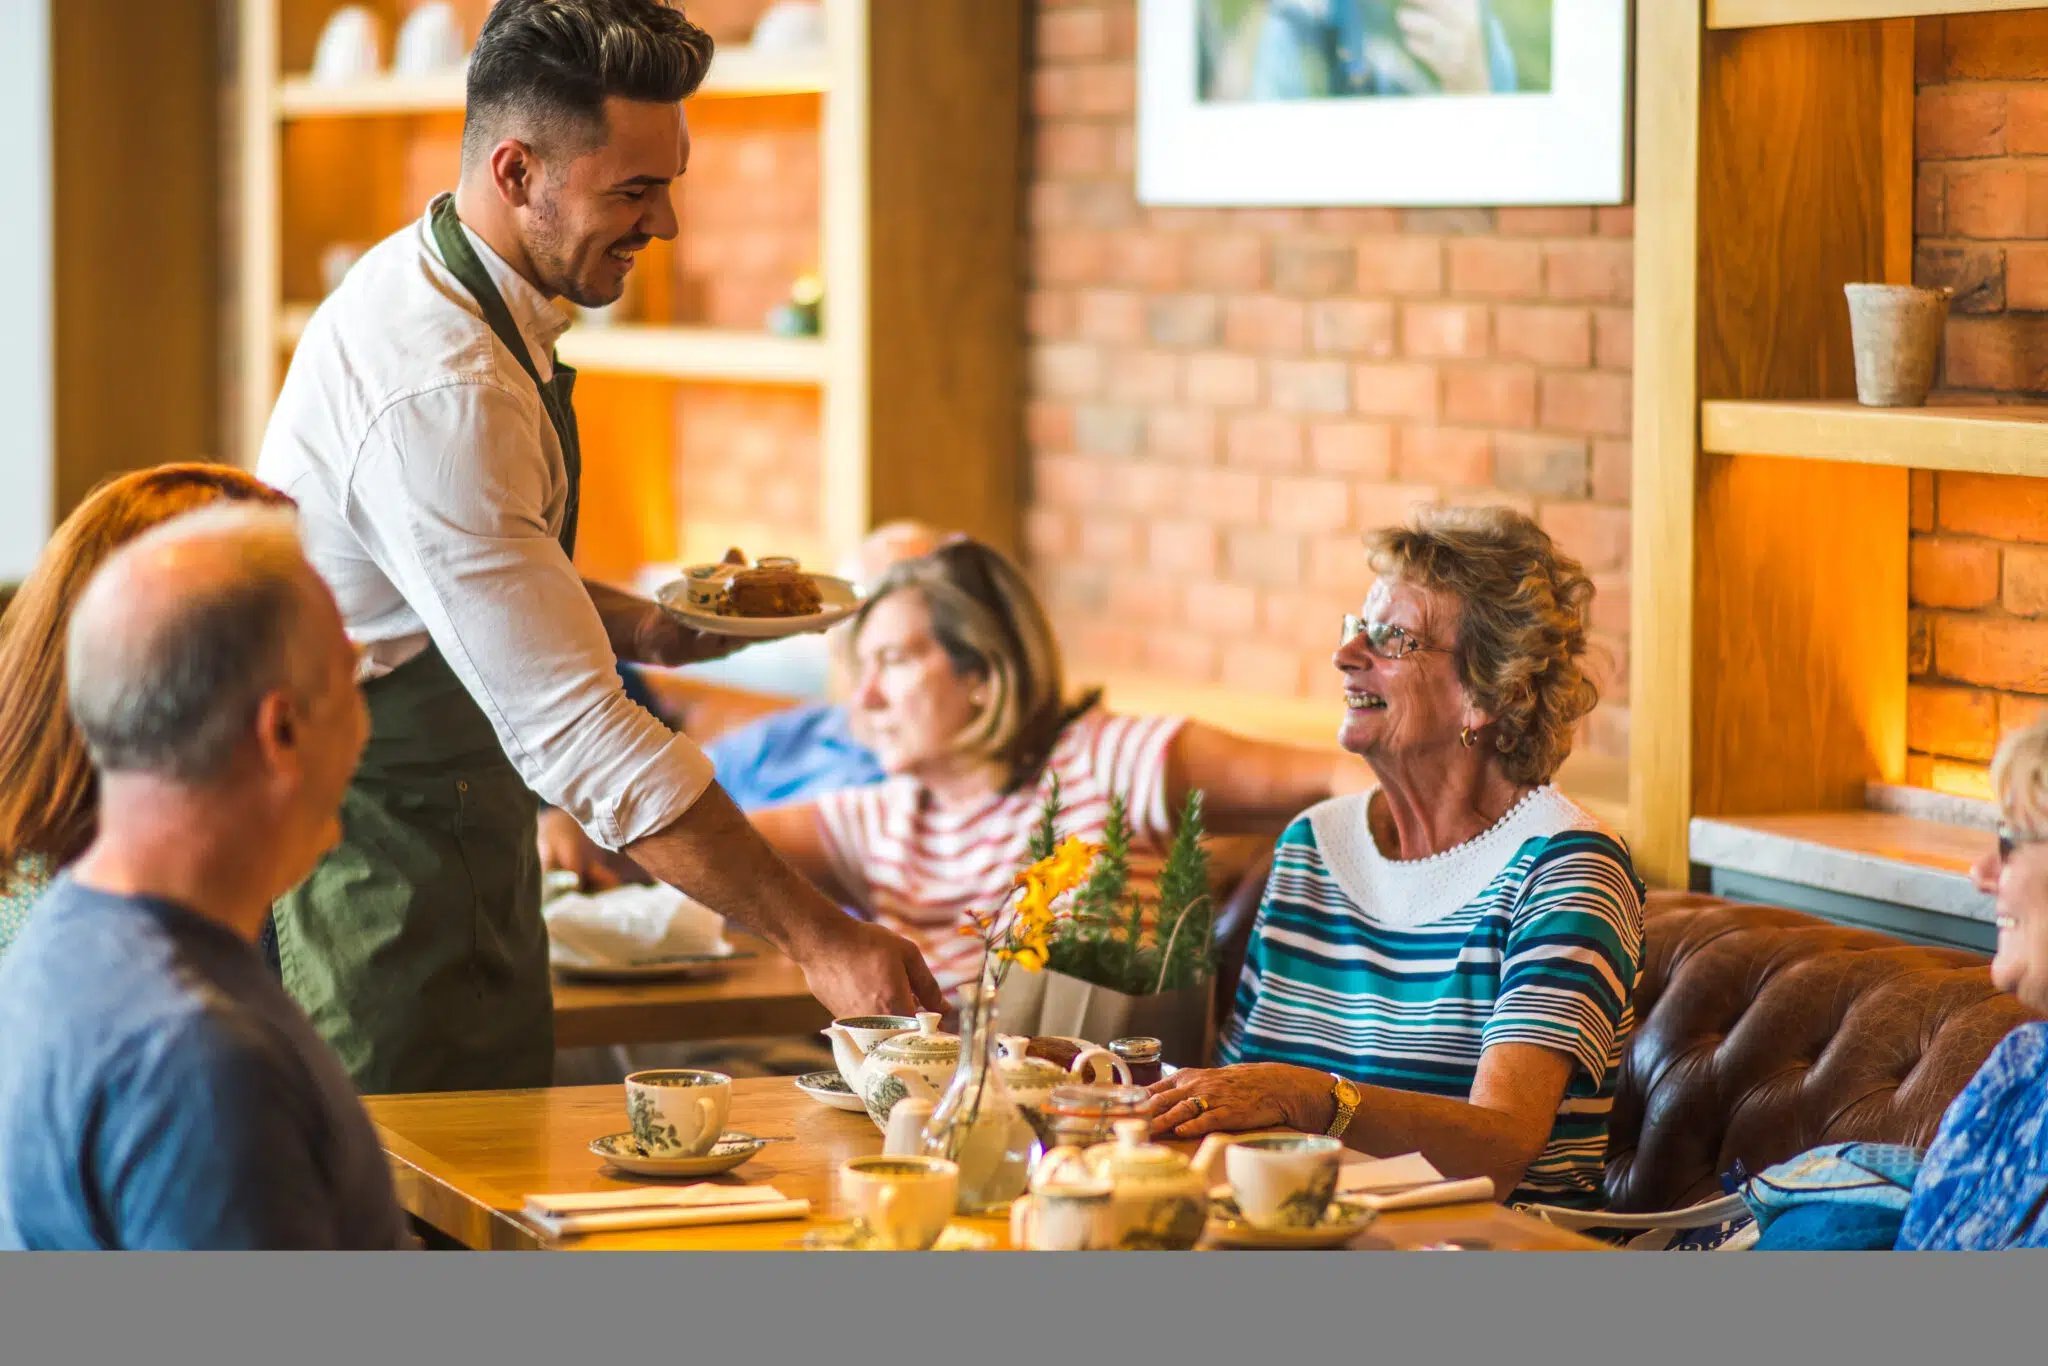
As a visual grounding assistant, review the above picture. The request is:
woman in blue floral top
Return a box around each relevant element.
[1890,717,2048,1249]
[0,466,294,961]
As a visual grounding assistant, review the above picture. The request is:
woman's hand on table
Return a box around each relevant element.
[538,807,652,893]
[1144,1063,1338,1139]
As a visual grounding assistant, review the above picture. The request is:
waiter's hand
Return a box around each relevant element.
[538,808,651,892]
[796,917,948,1018]
[634,605,746,667]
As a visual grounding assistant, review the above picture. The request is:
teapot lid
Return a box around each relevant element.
[998,1034,1067,1080]
[870,1010,957,1061]
[1091,1117,1191,1182]
[1030,1146,1112,1198]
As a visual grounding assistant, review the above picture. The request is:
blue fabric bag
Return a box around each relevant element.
[1740,1143,1924,1251]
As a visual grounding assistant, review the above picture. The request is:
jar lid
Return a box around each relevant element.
[1108,1036,1162,1064]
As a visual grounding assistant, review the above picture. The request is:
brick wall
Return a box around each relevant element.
[1022,0,1633,760]
[1909,12,2048,799]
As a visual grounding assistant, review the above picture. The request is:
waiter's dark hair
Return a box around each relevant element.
[463,0,714,166]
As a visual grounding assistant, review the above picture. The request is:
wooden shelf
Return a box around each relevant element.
[1709,0,2047,27]
[1700,399,2048,475]
[279,305,825,385]
[557,325,827,385]
[1689,810,1993,922]
[276,47,830,119]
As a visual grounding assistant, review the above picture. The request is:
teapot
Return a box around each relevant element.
[821,1011,960,1131]
[998,1035,1136,1147]
[1013,1119,1209,1250]
[1011,1145,1115,1250]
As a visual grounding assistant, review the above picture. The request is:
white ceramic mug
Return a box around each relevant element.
[311,6,383,85]
[624,1069,731,1156]
[1225,1134,1343,1230]
[394,2,466,75]
[839,1155,958,1250]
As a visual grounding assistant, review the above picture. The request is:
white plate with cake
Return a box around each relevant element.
[655,549,862,639]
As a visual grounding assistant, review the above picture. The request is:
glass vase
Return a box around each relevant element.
[922,987,1037,1213]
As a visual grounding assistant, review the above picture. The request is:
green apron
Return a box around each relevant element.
[275,196,582,1094]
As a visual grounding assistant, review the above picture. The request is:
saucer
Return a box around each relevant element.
[793,1070,867,1112]
[1205,1190,1378,1249]
[590,1131,768,1178]
[793,1221,997,1251]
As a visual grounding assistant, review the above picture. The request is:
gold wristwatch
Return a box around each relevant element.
[1325,1074,1361,1138]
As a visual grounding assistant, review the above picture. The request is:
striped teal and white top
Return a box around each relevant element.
[1218,787,1645,1209]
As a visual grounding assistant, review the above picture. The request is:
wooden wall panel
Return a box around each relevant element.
[1693,454,1908,815]
[863,0,1024,554]
[52,0,221,511]
[1698,22,1896,403]
[1630,0,1705,887]
[571,374,681,587]
[1690,21,1915,824]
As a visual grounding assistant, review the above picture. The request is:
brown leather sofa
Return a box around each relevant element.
[1211,861,2038,1213]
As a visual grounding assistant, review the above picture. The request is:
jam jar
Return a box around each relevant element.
[1038,1083,1151,1151]
[1107,1036,1165,1089]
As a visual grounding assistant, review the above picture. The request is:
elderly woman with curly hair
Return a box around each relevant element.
[1145,506,1645,1211]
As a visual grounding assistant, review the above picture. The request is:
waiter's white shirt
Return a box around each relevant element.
[258,196,715,850]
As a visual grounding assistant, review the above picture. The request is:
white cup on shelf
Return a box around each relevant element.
[311,6,383,86]
[751,0,827,54]
[394,3,467,77]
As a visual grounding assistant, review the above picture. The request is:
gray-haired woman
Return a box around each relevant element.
[1144,505,1645,1211]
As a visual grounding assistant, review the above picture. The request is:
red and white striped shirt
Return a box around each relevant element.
[815,711,1186,998]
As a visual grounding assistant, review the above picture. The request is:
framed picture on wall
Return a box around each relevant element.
[1137,0,1631,206]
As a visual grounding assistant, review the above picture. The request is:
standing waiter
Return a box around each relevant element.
[258,0,942,1094]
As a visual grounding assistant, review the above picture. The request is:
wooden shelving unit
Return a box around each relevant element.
[275,47,830,118]
[1630,2,2044,896]
[1710,0,2043,26]
[233,0,1022,585]
[1701,399,2048,474]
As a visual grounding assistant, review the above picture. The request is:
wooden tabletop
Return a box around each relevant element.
[551,934,830,1049]
[366,1080,1605,1252]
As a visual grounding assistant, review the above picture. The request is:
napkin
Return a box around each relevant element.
[523,1183,809,1238]
[544,882,728,968]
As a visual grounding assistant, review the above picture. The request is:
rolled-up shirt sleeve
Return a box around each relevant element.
[343,378,714,849]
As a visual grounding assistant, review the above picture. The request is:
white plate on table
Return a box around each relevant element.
[655,572,861,639]
[550,943,744,983]
[792,1070,867,1113]
[590,1131,770,1178]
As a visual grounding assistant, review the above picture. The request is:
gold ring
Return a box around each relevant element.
[1191,1096,1209,1116]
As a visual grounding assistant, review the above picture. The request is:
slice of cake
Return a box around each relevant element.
[724,565,823,617]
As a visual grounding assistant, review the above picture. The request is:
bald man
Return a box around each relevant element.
[0,506,408,1249]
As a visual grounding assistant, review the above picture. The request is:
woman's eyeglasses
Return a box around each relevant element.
[1340,615,1446,661]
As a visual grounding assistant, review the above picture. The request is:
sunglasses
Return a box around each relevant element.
[1339,615,1447,661]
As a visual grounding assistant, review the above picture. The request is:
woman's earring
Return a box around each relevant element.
[1459,726,1477,749]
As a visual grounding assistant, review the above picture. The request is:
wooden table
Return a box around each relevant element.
[367,1081,1604,1252]
[551,935,830,1049]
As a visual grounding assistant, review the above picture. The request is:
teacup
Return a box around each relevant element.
[838,1155,958,1250]
[624,1069,731,1157]
[394,1,466,76]
[833,1014,919,1050]
[1225,1134,1343,1230]
[311,6,383,85]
